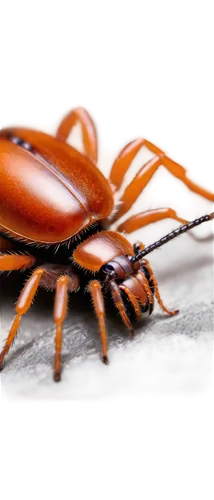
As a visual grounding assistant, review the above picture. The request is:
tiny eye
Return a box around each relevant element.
[103,264,114,273]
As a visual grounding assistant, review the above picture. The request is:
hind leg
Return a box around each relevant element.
[56,107,98,163]
[109,135,214,236]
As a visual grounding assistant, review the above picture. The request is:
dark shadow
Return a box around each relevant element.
[0,329,54,373]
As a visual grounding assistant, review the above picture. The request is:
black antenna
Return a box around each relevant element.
[130,212,214,264]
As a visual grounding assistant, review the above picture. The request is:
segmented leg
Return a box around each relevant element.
[135,270,154,307]
[35,265,80,381]
[110,138,149,190]
[0,262,80,377]
[0,268,44,369]
[119,285,141,320]
[56,107,98,163]
[0,253,36,271]
[110,281,134,335]
[53,276,70,382]
[109,138,214,221]
[144,260,179,316]
[88,280,109,364]
[119,275,149,311]
[117,208,188,234]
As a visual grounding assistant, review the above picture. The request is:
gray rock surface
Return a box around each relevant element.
[0,232,213,399]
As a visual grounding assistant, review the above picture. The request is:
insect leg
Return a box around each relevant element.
[53,276,70,382]
[119,285,141,320]
[135,270,154,307]
[88,280,109,364]
[116,208,188,234]
[0,268,44,370]
[109,138,214,221]
[56,107,98,163]
[144,260,179,316]
[110,138,149,191]
[0,253,36,270]
[39,265,79,380]
[110,281,134,335]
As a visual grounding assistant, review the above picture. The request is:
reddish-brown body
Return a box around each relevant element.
[0,107,213,381]
[0,128,113,243]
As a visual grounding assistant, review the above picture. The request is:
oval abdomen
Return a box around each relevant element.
[0,139,89,243]
[0,128,114,243]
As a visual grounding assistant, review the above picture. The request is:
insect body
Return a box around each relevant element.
[0,107,213,381]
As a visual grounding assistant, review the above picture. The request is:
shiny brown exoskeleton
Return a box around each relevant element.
[0,107,213,381]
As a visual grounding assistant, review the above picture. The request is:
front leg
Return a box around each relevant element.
[0,263,79,381]
[132,243,178,316]
[88,280,109,365]
[53,275,70,382]
[39,265,80,381]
